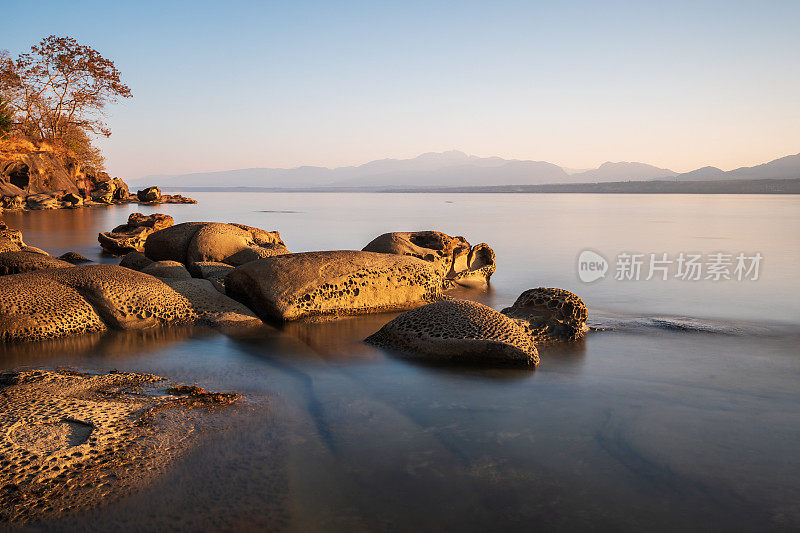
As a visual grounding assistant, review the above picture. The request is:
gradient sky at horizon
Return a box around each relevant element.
[3,0,799,178]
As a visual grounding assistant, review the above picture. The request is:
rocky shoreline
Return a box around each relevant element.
[0,210,589,525]
[1,146,196,213]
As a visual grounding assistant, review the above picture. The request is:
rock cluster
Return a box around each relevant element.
[143,221,289,271]
[98,213,175,255]
[0,218,590,369]
[0,264,260,342]
[363,230,496,287]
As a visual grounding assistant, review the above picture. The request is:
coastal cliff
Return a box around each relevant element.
[0,138,194,210]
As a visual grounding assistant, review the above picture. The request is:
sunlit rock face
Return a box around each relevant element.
[0,265,260,342]
[144,222,289,269]
[365,299,539,367]
[362,230,496,288]
[0,251,73,276]
[98,213,175,255]
[136,185,161,202]
[226,250,444,322]
[501,287,589,344]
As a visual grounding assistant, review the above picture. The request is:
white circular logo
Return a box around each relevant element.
[577,250,608,283]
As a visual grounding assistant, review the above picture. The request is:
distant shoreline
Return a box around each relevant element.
[161,177,800,194]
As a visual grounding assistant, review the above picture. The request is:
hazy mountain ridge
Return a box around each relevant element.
[133,150,800,188]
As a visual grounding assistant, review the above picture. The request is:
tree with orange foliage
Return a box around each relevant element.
[0,35,131,144]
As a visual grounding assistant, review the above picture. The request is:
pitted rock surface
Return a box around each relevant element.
[141,260,193,280]
[58,251,92,264]
[226,250,444,321]
[363,230,496,287]
[366,299,539,367]
[0,369,240,523]
[0,251,73,275]
[0,226,25,253]
[119,251,154,271]
[501,287,589,344]
[0,265,261,342]
[145,222,289,268]
[98,213,174,255]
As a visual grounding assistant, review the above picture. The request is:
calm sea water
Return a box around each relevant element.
[2,193,799,531]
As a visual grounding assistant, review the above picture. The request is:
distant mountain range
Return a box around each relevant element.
[131,150,800,189]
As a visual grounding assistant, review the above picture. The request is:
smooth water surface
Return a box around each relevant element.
[2,193,799,531]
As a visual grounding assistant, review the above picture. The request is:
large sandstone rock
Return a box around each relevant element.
[58,251,92,264]
[0,224,25,253]
[1,195,24,209]
[0,251,73,275]
[119,251,154,271]
[141,260,192,280]
[137,186,161,202]
[25,193,59,210]
[366,299,539,367]
[363,230,496,287]
[0,265,261,342]
[501,288,588,344]
[144,222,288,268]
[226,250,444,321]
[98,213,174,255]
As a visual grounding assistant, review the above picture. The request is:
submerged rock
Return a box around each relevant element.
[98,212,174,255]
[366,299,539,367]
[0,369,240,524]
[226,250,443,321]
[0,265,261,342]
[363,230,496,287]
[0,251,73,275]
[501,287,588,344]
[144,222,289,269]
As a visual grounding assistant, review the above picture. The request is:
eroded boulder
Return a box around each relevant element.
[1,196,24,209]
[0,225,25,253]
[98,213,174,255]
[144,222,289,268]
[0,251,73,275]
[366,299,539,367]
[119,251,154,271]
[226,250,444,321]
[25,194,59,210]
[501,287,588,344]
[141,260,192,280]
[363,230,496,287]
[58,251,92,264]
[60,192,84,208]
[0,265,261,342]
[137,186,161,203]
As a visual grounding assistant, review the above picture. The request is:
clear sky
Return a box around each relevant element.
[3,0,799,178]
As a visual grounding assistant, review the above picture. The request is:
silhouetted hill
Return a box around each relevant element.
[570,161,677,182]
[133,150,800,189]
